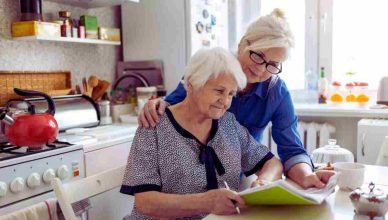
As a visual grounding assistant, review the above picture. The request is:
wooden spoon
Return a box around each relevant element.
[92,80,110,101]
[88,75,99,97]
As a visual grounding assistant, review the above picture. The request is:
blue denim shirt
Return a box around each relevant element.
[165,77,313,173]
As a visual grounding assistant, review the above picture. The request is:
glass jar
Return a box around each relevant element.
[20,0,43,21]
[59,11,72,37]
[136,86,157,113]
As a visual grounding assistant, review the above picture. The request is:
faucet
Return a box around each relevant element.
[112,72,150,91]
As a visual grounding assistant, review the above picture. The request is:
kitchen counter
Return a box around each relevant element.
[204,165,388,220]
[295,103,388,118]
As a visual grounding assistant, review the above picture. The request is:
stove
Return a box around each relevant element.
[0,140,84,214]
[0,140,75,161]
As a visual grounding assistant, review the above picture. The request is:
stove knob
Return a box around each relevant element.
[27,173,41,188]
[57,165,69,180]
[10,177,25,193]
[0,182,7,197]
[43,169,56,184]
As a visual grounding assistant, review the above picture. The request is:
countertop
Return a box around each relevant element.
[294,103,388,118]
[204,165,388,220]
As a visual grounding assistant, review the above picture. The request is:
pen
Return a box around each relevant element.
[223,181,241,214]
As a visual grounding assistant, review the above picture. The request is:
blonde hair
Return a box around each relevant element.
[183,47,247,90]
[240,8,294,58]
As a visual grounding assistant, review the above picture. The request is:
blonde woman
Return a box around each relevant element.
[138,9,335,189]
[121,47,283,219]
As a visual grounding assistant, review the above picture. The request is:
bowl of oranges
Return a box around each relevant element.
[329,92,344,105]
[329,81,370,107]
[356,93,370,107]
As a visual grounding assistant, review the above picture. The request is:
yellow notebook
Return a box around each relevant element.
[239,174,339,205]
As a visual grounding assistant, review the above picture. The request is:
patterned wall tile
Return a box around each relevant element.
[0,0,122,91]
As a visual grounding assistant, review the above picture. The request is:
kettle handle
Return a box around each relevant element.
[13,88,56,115]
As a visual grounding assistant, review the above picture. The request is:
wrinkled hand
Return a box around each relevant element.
[251,179,272,188]
[204,188,245,215]
[138,98,168,128]
[299,170,336,189]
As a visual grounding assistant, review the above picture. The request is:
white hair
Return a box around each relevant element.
[183,47,247,90]
[240,8,294,58]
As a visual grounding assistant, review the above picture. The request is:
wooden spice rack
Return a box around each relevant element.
[0,71,71,107]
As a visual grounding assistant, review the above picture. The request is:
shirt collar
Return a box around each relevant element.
[165,108,219,145]
[246,77,272,99]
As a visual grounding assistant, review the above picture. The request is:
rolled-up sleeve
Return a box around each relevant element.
[271,92,313,173]
[120,127,161,195]
[232,115,274,176]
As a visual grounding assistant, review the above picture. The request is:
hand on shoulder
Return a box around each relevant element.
[138,98,168,128]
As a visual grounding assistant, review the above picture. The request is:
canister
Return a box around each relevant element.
[136,87,157,113]
[98,100,112,125]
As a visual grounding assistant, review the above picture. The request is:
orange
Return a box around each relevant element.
[346,93,357,102]
[330,93,343,102]
[357,94,369,102]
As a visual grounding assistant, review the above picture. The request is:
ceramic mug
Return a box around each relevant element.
[333,162,365,191]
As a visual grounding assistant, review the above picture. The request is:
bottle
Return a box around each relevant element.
[305,69,318,90]
[318,67,328,104]
[127,85,137,105]
[59,11,72,37]
[156,85,167,99]
[114,86,126,104]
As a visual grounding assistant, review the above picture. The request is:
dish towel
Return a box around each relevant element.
[0,198,58,220]
[0,198,91,220]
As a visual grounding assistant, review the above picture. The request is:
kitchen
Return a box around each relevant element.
[1,0,388,219]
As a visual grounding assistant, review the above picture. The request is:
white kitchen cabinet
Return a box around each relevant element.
[44,0,139,8]
[83,137,135,219]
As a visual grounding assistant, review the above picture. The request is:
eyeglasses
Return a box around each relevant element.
[249,50,282,74]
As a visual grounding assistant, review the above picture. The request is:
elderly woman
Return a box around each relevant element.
[138,9,335,189]
[120,47,283,219]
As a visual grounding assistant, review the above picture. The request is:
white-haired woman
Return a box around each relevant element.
[138,8,335,189]
[120,47,283,219]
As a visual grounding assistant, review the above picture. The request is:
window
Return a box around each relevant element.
[258,0,387,92]
[261,0,306,90]
[331,0,388,88]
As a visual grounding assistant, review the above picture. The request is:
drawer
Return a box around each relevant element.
[84,141,132,176]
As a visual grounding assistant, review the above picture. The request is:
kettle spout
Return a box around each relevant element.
[0,110,14,125]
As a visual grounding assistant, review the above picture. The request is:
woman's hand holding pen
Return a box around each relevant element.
[202,189,245,215]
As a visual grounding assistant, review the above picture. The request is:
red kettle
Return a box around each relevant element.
[0,88,58,148]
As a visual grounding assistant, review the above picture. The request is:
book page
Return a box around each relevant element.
[279,173,339,203]
[239,173,339,204]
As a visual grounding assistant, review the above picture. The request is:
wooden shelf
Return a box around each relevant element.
[13,36,121,45]
[44,0,139,8]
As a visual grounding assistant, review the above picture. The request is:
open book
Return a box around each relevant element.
[239,173,339,205]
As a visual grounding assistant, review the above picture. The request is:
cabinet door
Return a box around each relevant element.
[88,187,134,220]
[357,127,387,164]
[84,141,132,176]
[84,141,134,220]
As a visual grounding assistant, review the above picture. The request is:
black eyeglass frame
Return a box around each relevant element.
[249,50,282,75]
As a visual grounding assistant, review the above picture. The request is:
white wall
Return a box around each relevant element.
[121,0,186,92]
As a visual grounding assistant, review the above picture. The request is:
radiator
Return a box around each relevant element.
[263,122,336,157]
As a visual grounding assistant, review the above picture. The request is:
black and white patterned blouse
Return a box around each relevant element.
[120,108,274,220]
